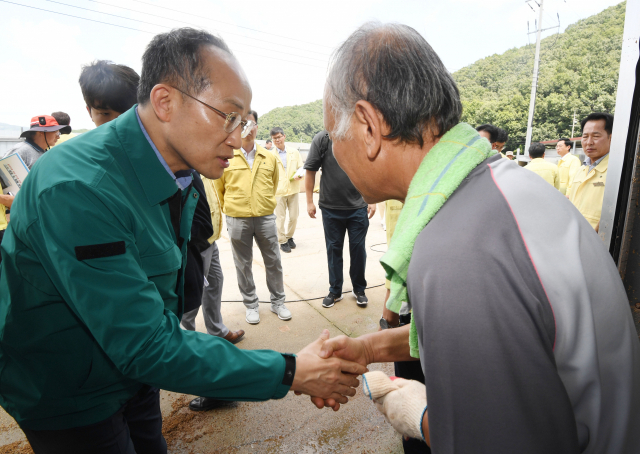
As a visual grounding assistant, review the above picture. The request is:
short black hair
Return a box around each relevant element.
[266,139,272,144]
[270,127,285,137]
[529,142,546,159]
[558,138,573,148]
[248,110,258,124]
[138,28,231,105]
[51,111,72,134]
[580,112,614,135]
[496,128,508,143]
[476,124,499,143]
[79,60,140,113]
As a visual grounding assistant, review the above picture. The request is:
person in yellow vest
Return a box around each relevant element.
[270,127,304,253]
[524,142,560,189]
[214,110,291,325]
[0,194,9,251]
[556,138,581,195]
[567,113,613,232]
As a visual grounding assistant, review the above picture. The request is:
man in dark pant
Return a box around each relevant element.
[320,207,368,299]
[304,131,375,308]
[22,387,165,454]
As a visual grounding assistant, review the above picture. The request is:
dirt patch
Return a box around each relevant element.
[0,441,33,454]
[162,395,219,451]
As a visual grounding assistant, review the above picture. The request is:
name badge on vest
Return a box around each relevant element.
[593,182,605,187]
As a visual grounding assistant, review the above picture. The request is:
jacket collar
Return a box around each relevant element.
[115,106,179,206]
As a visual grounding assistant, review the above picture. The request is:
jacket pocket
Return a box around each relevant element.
[140,246,181,278]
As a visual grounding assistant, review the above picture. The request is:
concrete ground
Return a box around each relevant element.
[0,195,406,454]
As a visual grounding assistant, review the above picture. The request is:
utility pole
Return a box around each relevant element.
[523,0,545,160]
[570,108,577,138]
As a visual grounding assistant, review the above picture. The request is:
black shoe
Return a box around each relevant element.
[353,290,368,307]
[280,242,291,253]
[322,292,343,308]
[288,238,296,249]
[189,396,236,412]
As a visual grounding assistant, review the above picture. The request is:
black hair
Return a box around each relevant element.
[79,60,140,113]
[580,112,614,135]
[497,128,508,143]
[270,127,285,137]
[327,22,462,146]
[476,124,499,143]
[51,111,72,134]
[248,110,258,124]
[138,28,231,105]
[558,138,573,148]
[529,142,546,159]
[266,139,273,143]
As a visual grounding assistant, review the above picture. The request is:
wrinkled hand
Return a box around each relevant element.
[292,330,367,408]
[366,374,427,441]
[367,204,376,219]
[307,202,317,219]
[306,335,373,410]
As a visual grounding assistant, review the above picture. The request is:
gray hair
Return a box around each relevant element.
[325,22,462,146]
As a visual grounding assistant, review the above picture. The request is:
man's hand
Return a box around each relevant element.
[307,202,317,219]
[368,375,428,443]
[305,335,374,411]
[291,330,367,406]
[367,204,376,219]
[0,194,15,208]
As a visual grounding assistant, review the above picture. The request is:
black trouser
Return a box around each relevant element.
[21,387,167,454]
[394,314,431,454]
[320,207,368,295]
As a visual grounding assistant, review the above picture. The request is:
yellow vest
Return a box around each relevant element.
[525,158,560,189]
[214,145,279,218]
[567,154,609,230]
[272,146,304,197]
[557,154,581,195]
[385,200,404,245]
[201,176,222,243]
[0,204,7,231]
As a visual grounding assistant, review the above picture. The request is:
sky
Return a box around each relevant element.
[0,0,625,131]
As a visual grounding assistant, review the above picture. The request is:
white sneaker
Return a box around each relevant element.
[245,307,260,324]
[271,303,292,321]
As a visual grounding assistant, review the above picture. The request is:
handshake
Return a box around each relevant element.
[290,328,429,444]
[289,329,373,410]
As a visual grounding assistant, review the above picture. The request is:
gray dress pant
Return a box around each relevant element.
[226,214,285,309]
[181,242,229,337]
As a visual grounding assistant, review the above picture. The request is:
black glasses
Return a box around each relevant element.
[172,86,248,135]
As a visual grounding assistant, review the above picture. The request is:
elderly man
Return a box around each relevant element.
[567,113,613,231]
[314,22,640,454]
[556,138,580,195]
[0,28,365,453]
[524,142,560,189]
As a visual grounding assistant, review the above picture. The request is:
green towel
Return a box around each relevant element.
[380,123,495,358]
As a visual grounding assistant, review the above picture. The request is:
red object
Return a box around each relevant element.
[389,376,399,381]
[29,115,60,128]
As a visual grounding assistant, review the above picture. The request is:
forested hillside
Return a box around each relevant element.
[455,1,624,150]
[257,99,323,143]
[257,2,625,149]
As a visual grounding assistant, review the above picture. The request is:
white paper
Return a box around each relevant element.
[0,154,29,195]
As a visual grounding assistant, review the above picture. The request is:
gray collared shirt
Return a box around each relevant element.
[277,147,287,169]
[583,153,608,173]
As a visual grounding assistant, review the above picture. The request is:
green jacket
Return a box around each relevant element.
[0,108,289,431]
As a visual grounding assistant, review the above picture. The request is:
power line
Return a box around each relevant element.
[0,0,153,33]
[0,1,326,69]
[88,0,332,57]
[130,0,334,50]
[45,0,329,63]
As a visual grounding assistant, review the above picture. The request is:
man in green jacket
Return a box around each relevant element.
[0,28,364,454]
